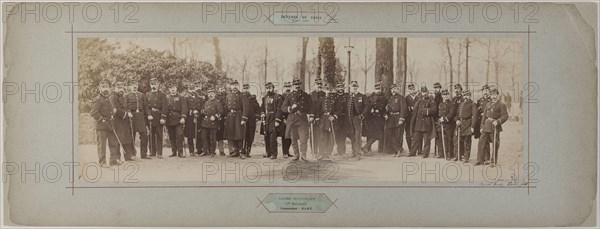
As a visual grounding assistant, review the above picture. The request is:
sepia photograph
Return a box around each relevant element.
[77,37,524,183]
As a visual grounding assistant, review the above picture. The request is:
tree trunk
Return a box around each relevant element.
[445,39,454,97]
[263,40,268,87]
[485,38,491,84]
[465,38,470,90]
[300,37,309,89]
[213,37,223,71]
[320,37,336,86]
[375,38,394,96]
[396,38,408,95]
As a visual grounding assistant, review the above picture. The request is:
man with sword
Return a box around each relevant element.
[125,79,150,159]
[90,80,120,167]
[435,89,456,160]
[475,86,508,166]
[109,80,137,162]
[260,82,284,159]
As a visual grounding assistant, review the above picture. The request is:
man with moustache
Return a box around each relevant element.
[314,83,337,161]
[309,78,326,159]
[279,81,293,158]
[475,86,508,166]
[146,77,168,159]
[404,83,418,153]
[410,86,437,158]
[435,89,456,160]
[184,81,206,156]
[331,83,352,157]
[260,82,284,159]
[474,84,491,158]
[384,84,408,156]
[90,80,120,167]
[223,80,250,159]
[361,82,388,154]
[346,81,366,159]
[454,90,478,163]
[199,87,224,157]
[215,84,228,156]
[109,80,136,162]
[166,82,188,158]
[281,78,313,161]
[125,79,149,159]
[241,83,261,157]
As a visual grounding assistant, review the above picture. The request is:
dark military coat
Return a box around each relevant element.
[90,93,114,131]
[385,93,408,129]
[260,92,284,134]
[362,92,387,138]
[481,99,509,133]
[281,89,312,138]
[474,96,491,139]
[145,90,168,126]
[455,99,478,136]
[166,93,188,127]
[436,99,456,132]
[201,98,224,129]
[125,91,147,133]
[109,91,133,144]
[223,90,250,140]
[410,95,437,139]
[184,91,206,136]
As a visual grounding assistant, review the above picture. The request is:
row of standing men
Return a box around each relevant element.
[90,76,508,167]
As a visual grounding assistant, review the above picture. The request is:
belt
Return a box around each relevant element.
[267,111,275,114]
[390,112,400,115]
[230,110,241,113]
[130,109,141,113]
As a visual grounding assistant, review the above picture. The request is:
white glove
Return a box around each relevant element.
[260,113,266,118]
[439,117,444,122]
[275,122,280,127]
[329,116,335,121]
[456,120,461,125]
[148,115,153,120]
[308,117,314,122]
[210,116,216,121]
[113,108,117,113]
[180,118,185,124]
[241,120,246,125]
[291,104,297,109]
[398,120,404,125]
[384,115,388,120]
[193,110,199,115]
[470,128,474,132]
[127,112,133,118]
[492,120,498,126]
[159,119,165,125]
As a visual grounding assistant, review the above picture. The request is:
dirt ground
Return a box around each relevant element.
[77,120,525,185]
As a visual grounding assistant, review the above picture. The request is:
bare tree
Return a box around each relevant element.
[300,37,309,87]
[396,38,408,95]
[355,39,375,92]
[375,38,394,95]
[213,37,223,71]
[169,38,191,58]
[407,59,420,86]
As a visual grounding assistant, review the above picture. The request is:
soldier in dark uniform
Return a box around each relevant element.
[224,80,250,159]
[435,89,456,160]
[384,84,408,156]
[184,81,206,156]
[405,83,418,153]
[279,82,293,158]
[125,79,149,159]
[260,82,284,159]
[90,80,120,167]
[453,83,464,105]
[200,87,224,157]
[109,80,136,161]
[309,78,326,159]
[242,83,261,157]
[474,85,491,157]
[314,83,336,160]
[146,77,168,159]
[332,83,352,157]
[281,78,313,161]
[216,84,227,155]
[361,82,387,154]
[433,82,443,107]
[410,86,437,158]
[165,82,188,157]
[475,86,508,165]
[454,90,478,162]
[347,81,366,159]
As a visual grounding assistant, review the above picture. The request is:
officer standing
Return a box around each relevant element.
[454,90,478,162]
[260,82,284,159]
[433,82,443,107]
[315,83,337,161]
[90,80,120,167]
[200,87,224,157]
[405,83,418,153]
[474,84,491,158]
[146,77,168,159]
[242,83,261,157]
[184,81,206,156]
[347,81,366,159]
[332,83,351,157]
[281,78,313,161]
[125,79,149,159]
[361,82,388,154]
[384,84,408,156]
[453,83,464,104]
[435,89,456,160]
[310,78,326,159]
[224,80,250,159]
[216,84,228,155]
[166,82,188,158]
[279,82,293,158]
[475,86,508,165]
[410,86,437,158]
[109,80,136,161]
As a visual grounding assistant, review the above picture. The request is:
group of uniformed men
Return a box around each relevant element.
[91,76,508,167]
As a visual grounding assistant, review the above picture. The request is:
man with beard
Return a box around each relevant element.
[454,90,478,163]
[410,86,437,158]
[314,83,336,161]
[260,82,284,159]
[453,83,464,105]
[146,77,168,159]
[404,83,418,154]
[281,78,313,161]
[200,87,224,157]
[435,89,456,160]
[184,81,206,156]
[475,86,508,166]
[125,79,149,159]
[332,83,352,157]
[241,83,261,157]
[309,78,326,159]
[109,80,136,162]
[433,82,443,107]
[361,82,388,154]
[384,84,408,156]
[166,82,188,158]
[90,80,120,167]
[279,82,293,158]
[224,80,250,159]
[216,84,227,155]
[346,81,366,159]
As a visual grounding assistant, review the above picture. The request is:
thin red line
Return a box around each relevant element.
[66,185,536,189]
[64,30,536,34]
[71,24,74,196]
[527,25,531,195]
